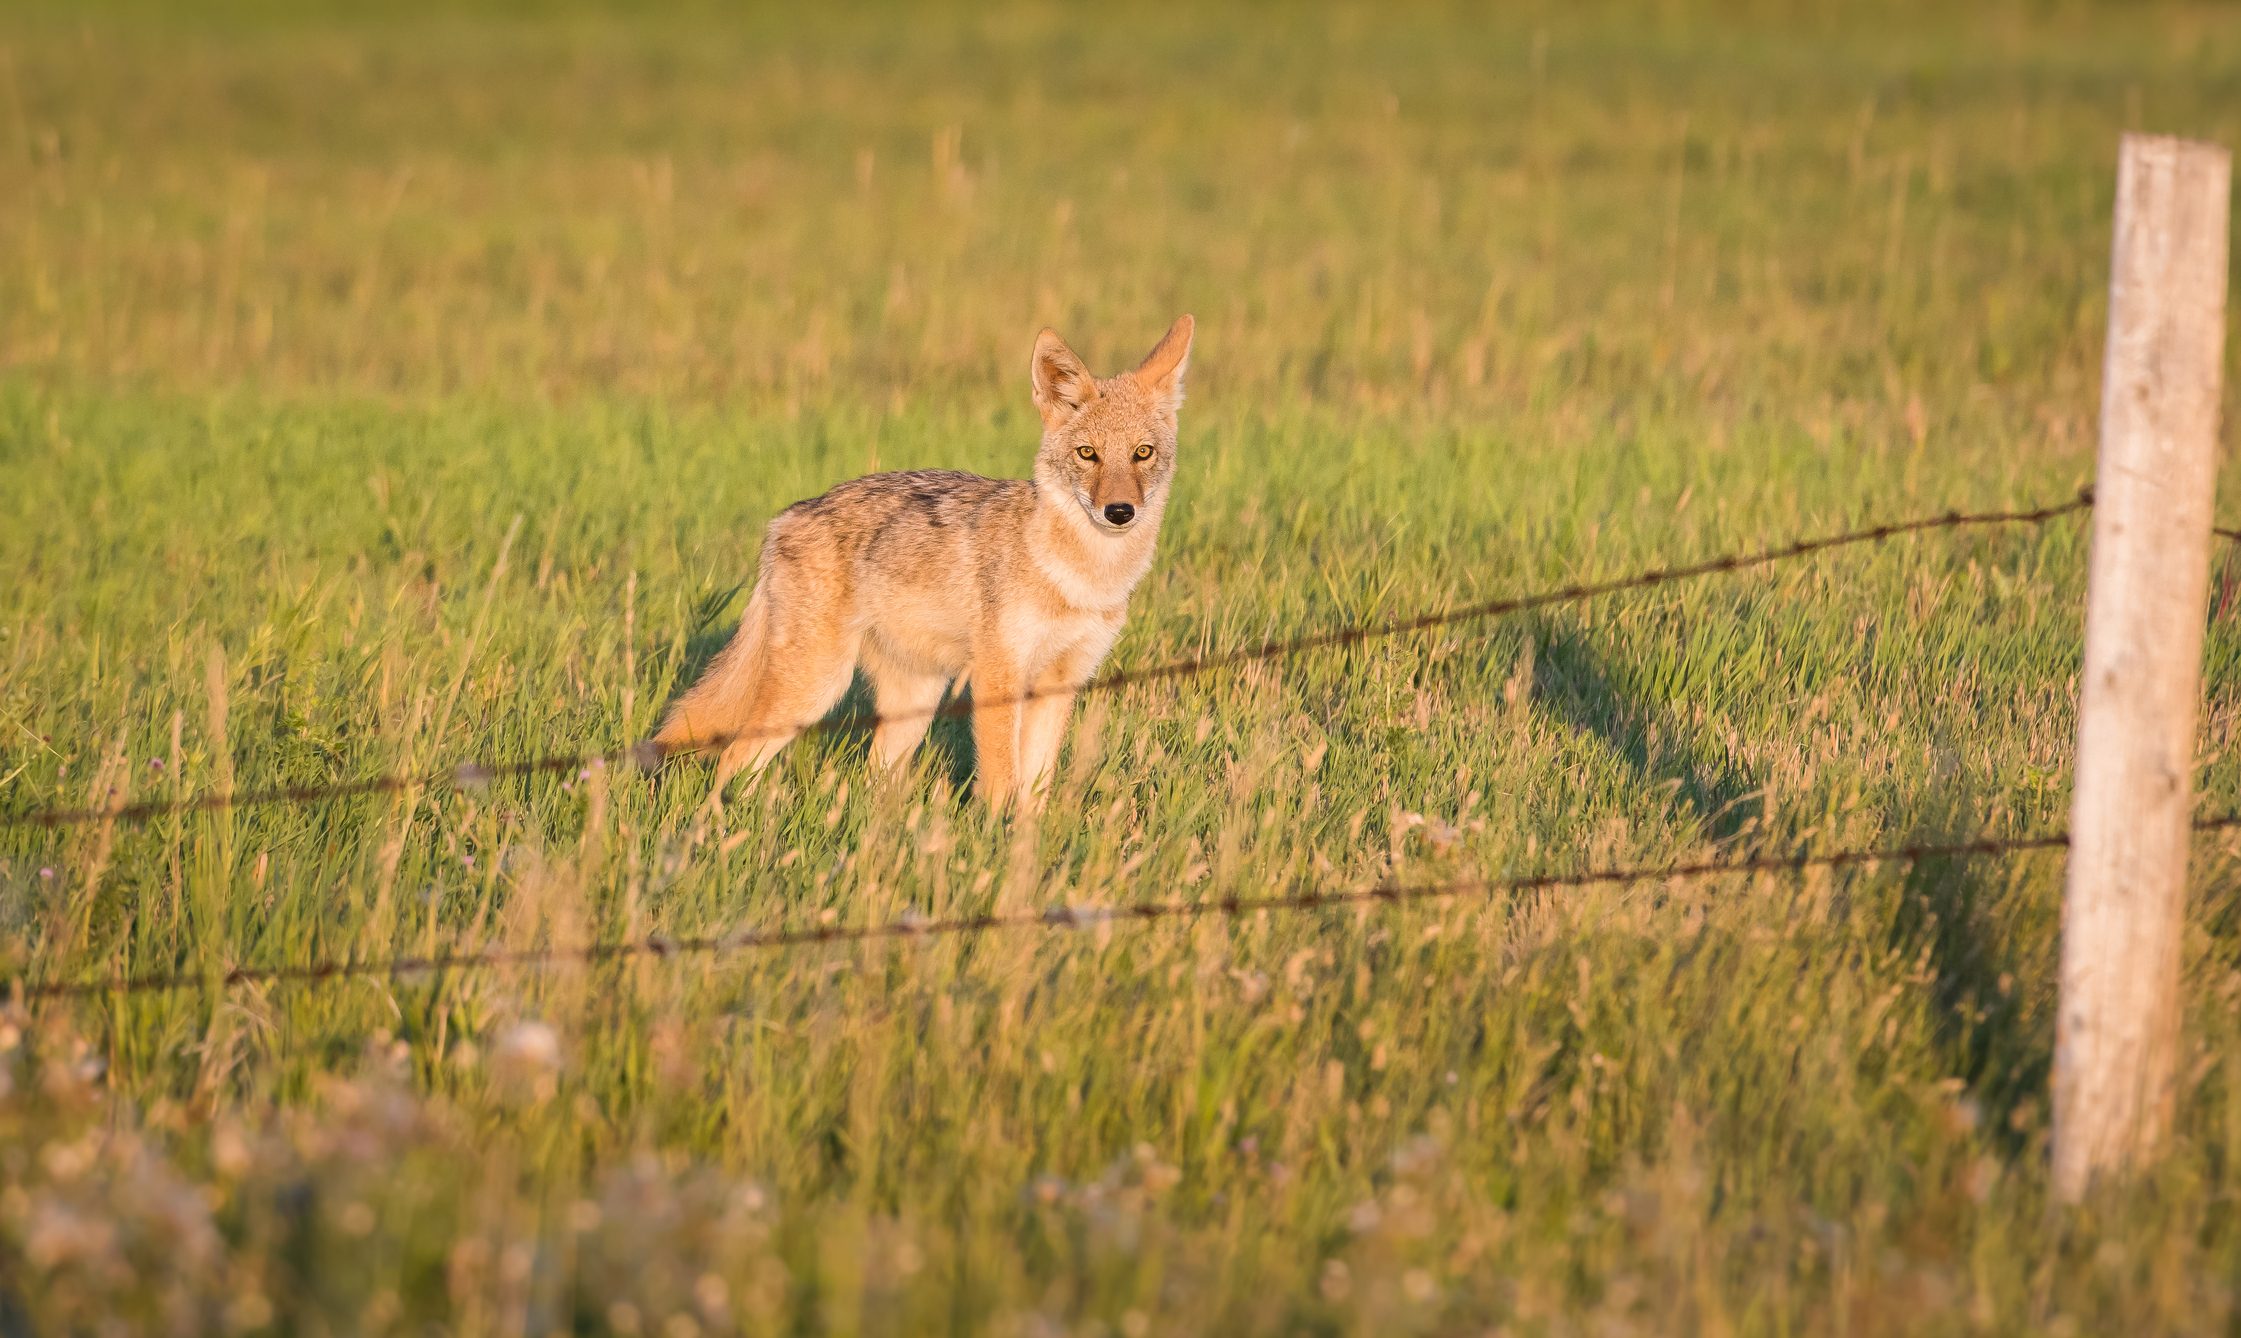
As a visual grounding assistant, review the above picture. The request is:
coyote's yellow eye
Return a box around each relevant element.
[1075,444,1097,462]
[1133,443,1155,462]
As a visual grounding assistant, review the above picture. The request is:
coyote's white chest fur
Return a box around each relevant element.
[1028,501,1160,614]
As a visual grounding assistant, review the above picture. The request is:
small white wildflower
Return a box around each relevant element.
[1319,1259,1352,1302]
[492,1021,562,1077]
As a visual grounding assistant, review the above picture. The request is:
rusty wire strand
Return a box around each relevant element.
[16,811,2239,1003]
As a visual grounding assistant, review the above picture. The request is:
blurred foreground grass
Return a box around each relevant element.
[5,1,2241,1332]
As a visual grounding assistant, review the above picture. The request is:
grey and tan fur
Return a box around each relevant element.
[652,315,1194,809]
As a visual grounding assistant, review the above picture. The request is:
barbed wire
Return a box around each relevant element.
[12,810,2237,1003]
[2,492,2096,834]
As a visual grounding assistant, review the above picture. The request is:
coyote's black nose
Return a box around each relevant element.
[1102,502,1135,527]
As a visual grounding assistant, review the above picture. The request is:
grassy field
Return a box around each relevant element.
[5,1,2241,1331]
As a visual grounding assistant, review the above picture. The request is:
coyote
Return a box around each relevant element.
[652,315,1194,809]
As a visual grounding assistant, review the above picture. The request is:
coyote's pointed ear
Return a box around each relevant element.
[1131,314,1194,413]
[1031,328,1099,428]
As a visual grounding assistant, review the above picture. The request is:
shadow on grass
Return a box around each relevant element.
[1520,617,2047,1144]
[795,675,978,793]
[1527,619,1762,847]
[1886,789,2054,1155]
[662,578,751,708]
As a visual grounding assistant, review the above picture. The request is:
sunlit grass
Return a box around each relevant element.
[4,1,2241,1332]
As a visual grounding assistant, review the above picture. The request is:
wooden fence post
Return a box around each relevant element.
[2053,133,2230,1202]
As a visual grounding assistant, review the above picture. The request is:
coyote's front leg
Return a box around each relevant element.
[967,658,1025,808]
[1017,641,1104,807]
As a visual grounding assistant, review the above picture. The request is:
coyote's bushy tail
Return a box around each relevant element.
[651,580,771,756]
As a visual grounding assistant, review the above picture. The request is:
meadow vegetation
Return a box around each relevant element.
[4,1,2241,1331]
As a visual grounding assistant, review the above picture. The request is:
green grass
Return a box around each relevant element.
[5,1,2241,1331]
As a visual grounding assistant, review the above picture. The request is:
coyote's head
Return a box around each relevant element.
[1029,315,1193,535]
